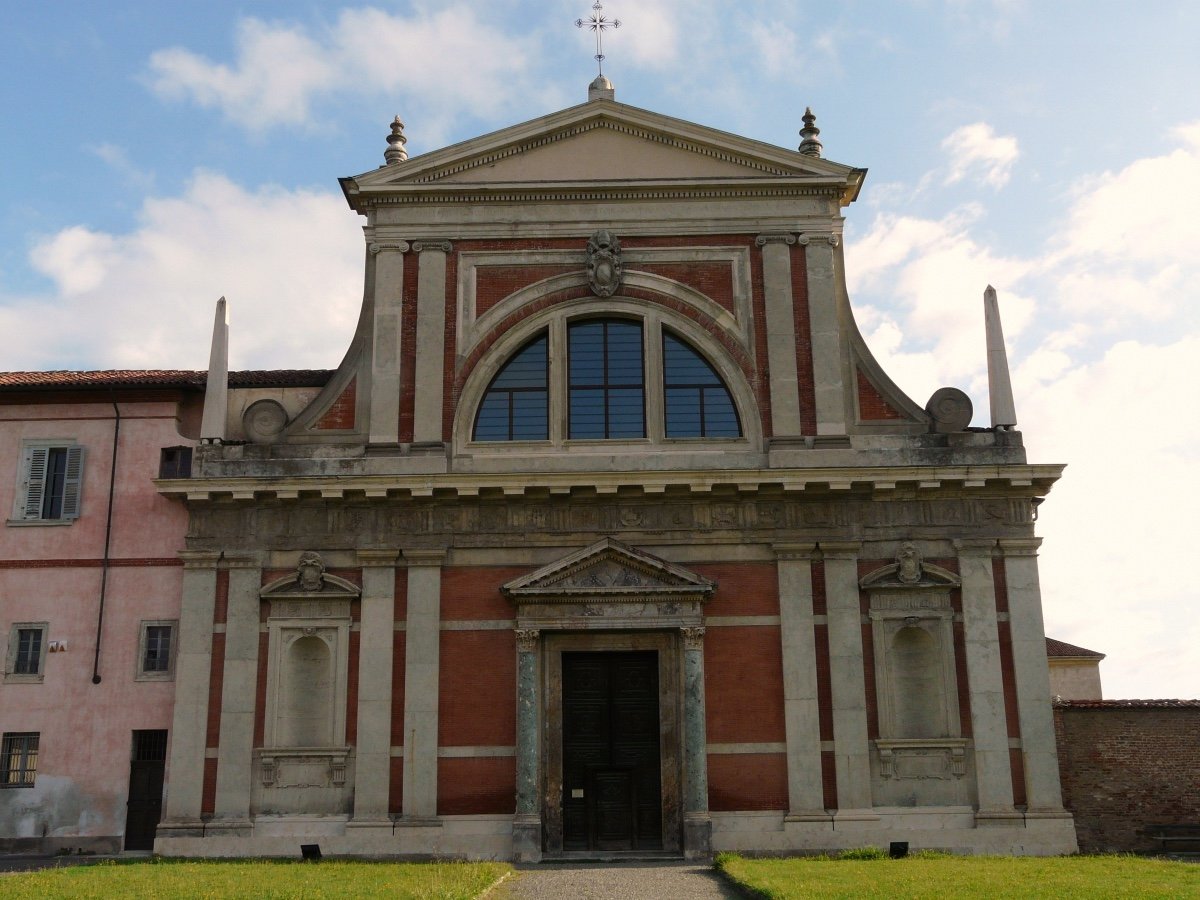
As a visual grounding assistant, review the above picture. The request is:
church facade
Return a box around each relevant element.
[3,79,1078,858]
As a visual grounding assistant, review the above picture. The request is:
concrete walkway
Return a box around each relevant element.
[495,861,741,900]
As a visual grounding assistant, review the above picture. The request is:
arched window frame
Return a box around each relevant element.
[457,298,760,452]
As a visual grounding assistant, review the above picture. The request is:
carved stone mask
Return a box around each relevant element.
[297,551,326,592]
[896,542,922,584]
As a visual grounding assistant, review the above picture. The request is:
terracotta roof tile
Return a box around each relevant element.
[0,369,332,391]
[1054,699,1200,708]
[1046,637,1106,659]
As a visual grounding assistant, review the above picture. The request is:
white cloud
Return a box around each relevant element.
[93,144,155,191]
[5,173,361,371]
[146,8,561,138]
[846,121,1200,697]
[942,122,1020,188]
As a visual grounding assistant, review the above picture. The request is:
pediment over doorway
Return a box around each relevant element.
[503,537,714,603]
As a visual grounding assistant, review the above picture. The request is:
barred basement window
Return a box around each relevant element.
[1,733,38,787]
[10,442,84,523]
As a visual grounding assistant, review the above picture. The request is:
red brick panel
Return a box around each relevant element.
[789,242,817,436]
[707,753,788,811]
[440,566,525,620]
[254,632,269,747]
[856,369,907,420]
[1054,705,1200,853]
[439,630,517,747]
[704,625,785,744]
[811,560,827,616]
[997,621,1022,740]
[346,630,360,745]
[399,258,420,442]
[314,377,357,430]
[442,250,459,441]
[952,621,973,738]
[633,262,735,312]
[475,264,578,315]
[201,758,218,817]
[389,758,403,816]
[1009,747,1027,808]
[206,633,225,748]
[213,569,229,625]
[814,623,833,741]
[694,561,778,617]
[394,569,408,622]
[437,757,517,815]
[749,245,772,438]
[862,622,880,740]
[390,630,407,746]
[992,556,1009,614]
[821,750,838,810]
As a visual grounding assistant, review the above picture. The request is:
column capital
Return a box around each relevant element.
[998,538,1042,557]
[179,550,221,569]
[954,538,998,557]
[369,241,410,254]
[411,239,453,253]
[773,542,816,561]
[817,540,861,560]
[755,233,797,247]
[515,629,541,653]
[403,548,447,566]
[798,232,840,247]
[681,626,706,650]
[357,549,400,567]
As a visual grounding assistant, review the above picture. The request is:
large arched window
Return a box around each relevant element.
[568,320,645,439]
[663,333,741,438]
[469,314,745,444]
[473,334,549,441]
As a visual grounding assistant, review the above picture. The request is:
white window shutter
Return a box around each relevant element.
[60,446,85,519]
[21,447,48,520]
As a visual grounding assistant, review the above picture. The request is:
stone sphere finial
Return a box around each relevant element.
[798,106,823,158]
[384,115,408,166]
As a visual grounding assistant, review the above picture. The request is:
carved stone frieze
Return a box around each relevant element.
[876,739,968,780]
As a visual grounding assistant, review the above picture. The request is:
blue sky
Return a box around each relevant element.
[2,1,1198,698]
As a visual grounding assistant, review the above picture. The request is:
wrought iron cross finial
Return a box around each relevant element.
[576,1,621,76]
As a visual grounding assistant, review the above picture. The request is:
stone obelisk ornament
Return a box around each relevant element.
[586,229,623,297]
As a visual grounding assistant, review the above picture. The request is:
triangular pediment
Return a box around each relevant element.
[502,537,714,602]
[344,99,863,202]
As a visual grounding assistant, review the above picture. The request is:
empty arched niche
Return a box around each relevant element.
[283,634,333,747]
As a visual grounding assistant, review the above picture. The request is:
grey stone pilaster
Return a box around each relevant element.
[352,550,399,824]
[401,549,445,821]
[411,241,451,447]
[513,628,541,862]
[160,551,220,829]
[368,241,408,444]
[756,234,802,436]
[956,540,1018,821]
[1000,538,1069,815]
[803,234,848,436]
[821,541,875,817]
[212,554,262,827]
[681,626,712,859]
[774,543,826,818]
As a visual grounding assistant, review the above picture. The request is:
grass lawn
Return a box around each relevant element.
[715,852,1200,899]
[0,858,512,899]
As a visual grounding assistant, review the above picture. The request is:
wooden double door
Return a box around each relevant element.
[561,651,663,851]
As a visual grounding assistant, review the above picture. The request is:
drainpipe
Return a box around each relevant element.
[92,399,121,684]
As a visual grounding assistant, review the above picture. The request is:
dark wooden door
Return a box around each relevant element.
[562,651,662,851]
[124,730,167,851]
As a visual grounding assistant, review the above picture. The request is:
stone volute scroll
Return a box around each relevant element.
[585,229,623,297]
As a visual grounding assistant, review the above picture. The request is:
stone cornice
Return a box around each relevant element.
[158,464,1064,504]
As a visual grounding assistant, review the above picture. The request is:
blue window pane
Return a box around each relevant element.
[568,319,646,439]
[663,332,741,438]
[474,334,548,441]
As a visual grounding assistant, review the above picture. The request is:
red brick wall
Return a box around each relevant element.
[440,566,523,620]
[475,264,577,315]
[439,630,517,747]
[855,369,907,420]
[636,262,736,313]
[704,625,785,744]
[438,757,516,816]
[1054,704,1200,853]
[695,562,778,617]
[707,753,788,811]
[314,377,357,430]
